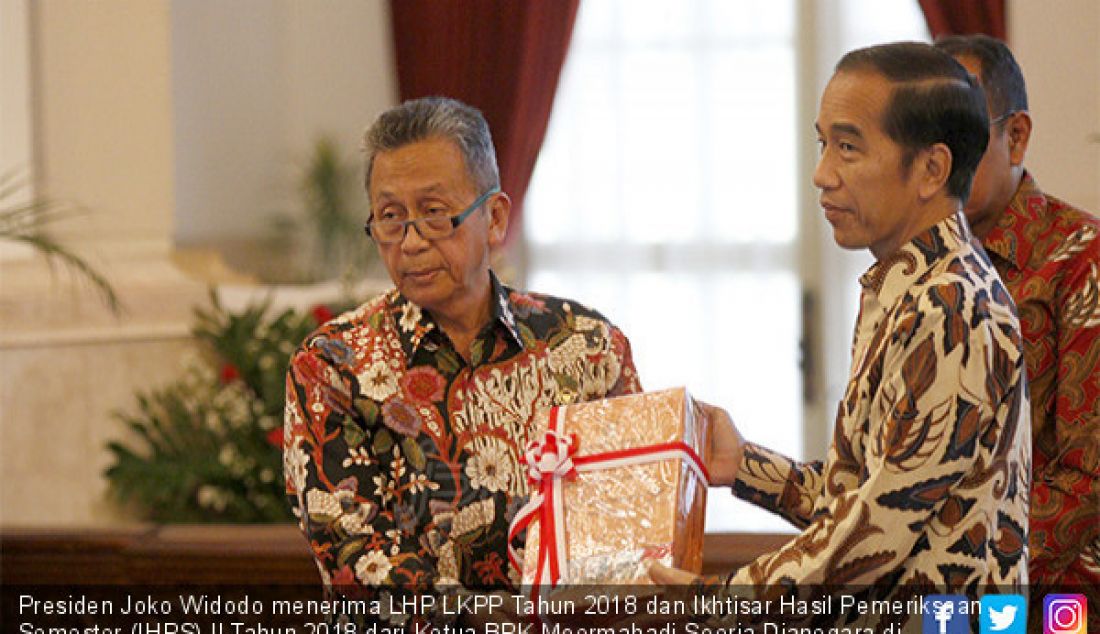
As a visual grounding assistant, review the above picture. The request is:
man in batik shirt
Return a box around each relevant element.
[937,34,1100,631]
[652,43,1030,630]
[284,97,641,628]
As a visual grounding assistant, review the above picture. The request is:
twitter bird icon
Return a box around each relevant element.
[991,605,1018,630]
[982,594,1027,634]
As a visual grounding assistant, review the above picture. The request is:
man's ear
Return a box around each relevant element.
[917,142,952,200]
[487,191,511,248]
[1006,111,1032,166]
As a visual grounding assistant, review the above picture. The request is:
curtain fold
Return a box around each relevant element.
[389,0,580,243]
[918,0,1007,40]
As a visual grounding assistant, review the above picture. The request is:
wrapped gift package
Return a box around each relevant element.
[510,387,709,587]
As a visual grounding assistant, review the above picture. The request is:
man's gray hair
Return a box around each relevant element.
[363,96,500,200]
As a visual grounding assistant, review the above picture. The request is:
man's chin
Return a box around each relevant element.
[397,284,447,312]
[830,229,866,252]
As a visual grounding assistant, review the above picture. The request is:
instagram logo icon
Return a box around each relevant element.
[1045,595,1088,634]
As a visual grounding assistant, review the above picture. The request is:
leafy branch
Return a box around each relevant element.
[0,170,121,314]
[105,292,349,522]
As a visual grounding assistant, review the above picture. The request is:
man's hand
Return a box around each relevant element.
[648,562,700,586]
[643,563,708,629]
[458,590,522,630]
[698,401,744,487]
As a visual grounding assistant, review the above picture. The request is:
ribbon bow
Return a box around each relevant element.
[524,429,579,484]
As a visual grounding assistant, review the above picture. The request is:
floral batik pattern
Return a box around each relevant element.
[708,213,1030,629]
[284,272,640,609]
[982,172,1100,628]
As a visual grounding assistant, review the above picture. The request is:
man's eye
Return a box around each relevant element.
[379,210,402,221]
[839,142,857,152]
[424,207,449,217]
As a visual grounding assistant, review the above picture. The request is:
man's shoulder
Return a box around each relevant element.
[505,287,619,329]
[1035,193,1100,265]
[889,248,1023,377]
[294,289,398,360]
[1009,178,1100,270]
[921,232,998,284]
[911,240,1018,323]
[1044,190,1098,222]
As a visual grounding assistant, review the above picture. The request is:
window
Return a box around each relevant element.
[525,0,927,532]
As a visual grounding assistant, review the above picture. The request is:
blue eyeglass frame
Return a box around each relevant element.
[364,187,501,243]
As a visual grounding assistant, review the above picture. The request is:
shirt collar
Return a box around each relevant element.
[392,270,524,362]
[859,210,972,308]
[488,270,524,350]
[982,170,1042,272]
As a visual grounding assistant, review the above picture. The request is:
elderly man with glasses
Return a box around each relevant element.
[284,97,641,630]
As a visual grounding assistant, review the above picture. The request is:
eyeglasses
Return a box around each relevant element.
[991,111,1018,127]
[364,187,500,244]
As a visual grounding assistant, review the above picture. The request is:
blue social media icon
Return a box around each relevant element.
[924,595,971,634]
[981,594,1027,634]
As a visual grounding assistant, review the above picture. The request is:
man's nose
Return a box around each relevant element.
[812,156,837,190]
[399,220,431,253]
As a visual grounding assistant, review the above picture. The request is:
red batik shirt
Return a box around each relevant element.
[981,172,1100,596]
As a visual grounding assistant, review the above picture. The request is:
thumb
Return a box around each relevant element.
[648,562,698,586]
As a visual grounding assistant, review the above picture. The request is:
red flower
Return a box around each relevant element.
[331,564,368,598]
[399,366,446,404]
[331,564,357,586]
[510,292,547,315]
[266,426,283,448]
[311,304,335,325]
[472,551,508,584]
[220,363,240,384]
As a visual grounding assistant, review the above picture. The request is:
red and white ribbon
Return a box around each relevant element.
[507,405,709,597]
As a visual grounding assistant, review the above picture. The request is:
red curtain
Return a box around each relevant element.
[389,0,581,243]
[918,0,1007,40]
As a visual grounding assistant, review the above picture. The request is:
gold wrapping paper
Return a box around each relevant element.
[520,387,708,585]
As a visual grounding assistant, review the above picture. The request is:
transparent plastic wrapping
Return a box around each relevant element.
[521,387,709,585]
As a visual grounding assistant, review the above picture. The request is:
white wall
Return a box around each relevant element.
[33,0,177,257]
[0,0,34,204]
[171,0,397,248]
[1009,0,1100,213]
